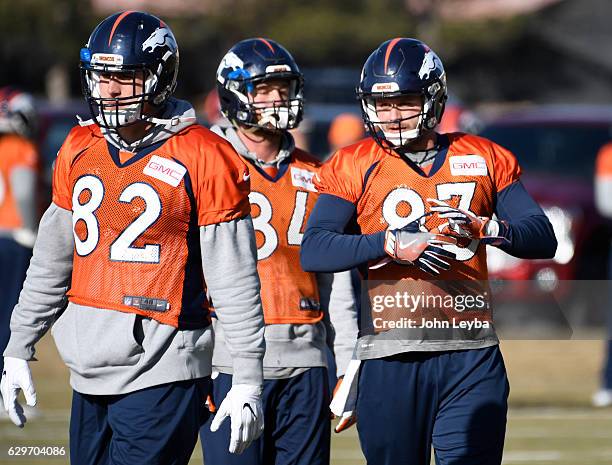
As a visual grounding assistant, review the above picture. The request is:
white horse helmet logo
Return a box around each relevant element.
[142,27,176,53]
[216,51,245,85]
[418,49,444,81]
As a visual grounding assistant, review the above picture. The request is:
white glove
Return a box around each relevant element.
[1,357,37,427]
[210,384,264,454]
[330,359,360,433]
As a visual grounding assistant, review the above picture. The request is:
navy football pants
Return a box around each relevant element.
[357,346,509,465]
[200,368,330,465]
[0,237,31,375]
[70,378,210,465]
[604,340,612,389]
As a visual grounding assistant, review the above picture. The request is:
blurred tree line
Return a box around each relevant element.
[0,0,527,101]
[0,0,610,104]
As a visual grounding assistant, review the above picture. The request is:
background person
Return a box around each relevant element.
[201,38,358,465]
[0,87,39,402]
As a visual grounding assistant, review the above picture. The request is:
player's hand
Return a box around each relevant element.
[331,378,356,433]
[12,228,36,249]
[428,199,509,245]
[384,220,457,275]
[210,384,264,454]
[206,393,217,413]
[1,357,37,428]
[334,410,357,433]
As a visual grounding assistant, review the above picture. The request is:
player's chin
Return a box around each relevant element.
[258,123,285,134]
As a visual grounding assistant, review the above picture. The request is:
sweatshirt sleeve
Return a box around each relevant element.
[301,194,386,272]
[199,215,265,386]
[317,271,359,377]
[4,203,74,360]
[494,180,557,259]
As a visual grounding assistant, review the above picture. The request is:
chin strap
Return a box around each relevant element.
[141,115,197,126]
[76,114,98,127]
[76,113,197,127]
[76,113,198,151]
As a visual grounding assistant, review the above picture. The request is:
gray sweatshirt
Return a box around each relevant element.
[210,125,359,379]
[3,100,265,394]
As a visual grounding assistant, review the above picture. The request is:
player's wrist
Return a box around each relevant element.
[384,229,398,259]
[231,356,264,387]
[228,383,263,398]
[3,332,37,362]
[481,219,510,246]
[480,217,497,237]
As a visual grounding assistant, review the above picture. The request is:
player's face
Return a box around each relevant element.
[97,71,145,104]
[94,70,149,129]
[375,94,423,133]
[250,79,290,107]
[248,79,292,131]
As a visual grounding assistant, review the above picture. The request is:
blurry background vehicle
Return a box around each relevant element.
[479,105,612,328]
[300,67,361,157]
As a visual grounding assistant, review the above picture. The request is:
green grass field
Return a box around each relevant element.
[1,336,611,464]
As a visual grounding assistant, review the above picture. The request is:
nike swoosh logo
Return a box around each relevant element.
[243,173,251,182]
[243,403,257,419]
[398,238,418,249]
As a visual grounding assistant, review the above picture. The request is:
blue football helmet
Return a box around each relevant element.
[357,38,447,149]
[216,38,304,132]
[79,11,179,129]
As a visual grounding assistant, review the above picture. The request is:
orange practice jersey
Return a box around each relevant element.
[0,134,38,229]
[316,134,521,324]
[52,124,250,329]
[245,149,322,324]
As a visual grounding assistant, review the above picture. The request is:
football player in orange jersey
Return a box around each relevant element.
[301,38,557,465]
[593,143,612,407]
[199,38,358,465]
[0,87,39,415]
[1,12,266,464]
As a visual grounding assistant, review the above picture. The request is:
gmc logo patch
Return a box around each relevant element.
[449,155,488,176]
[143,155,186,187]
